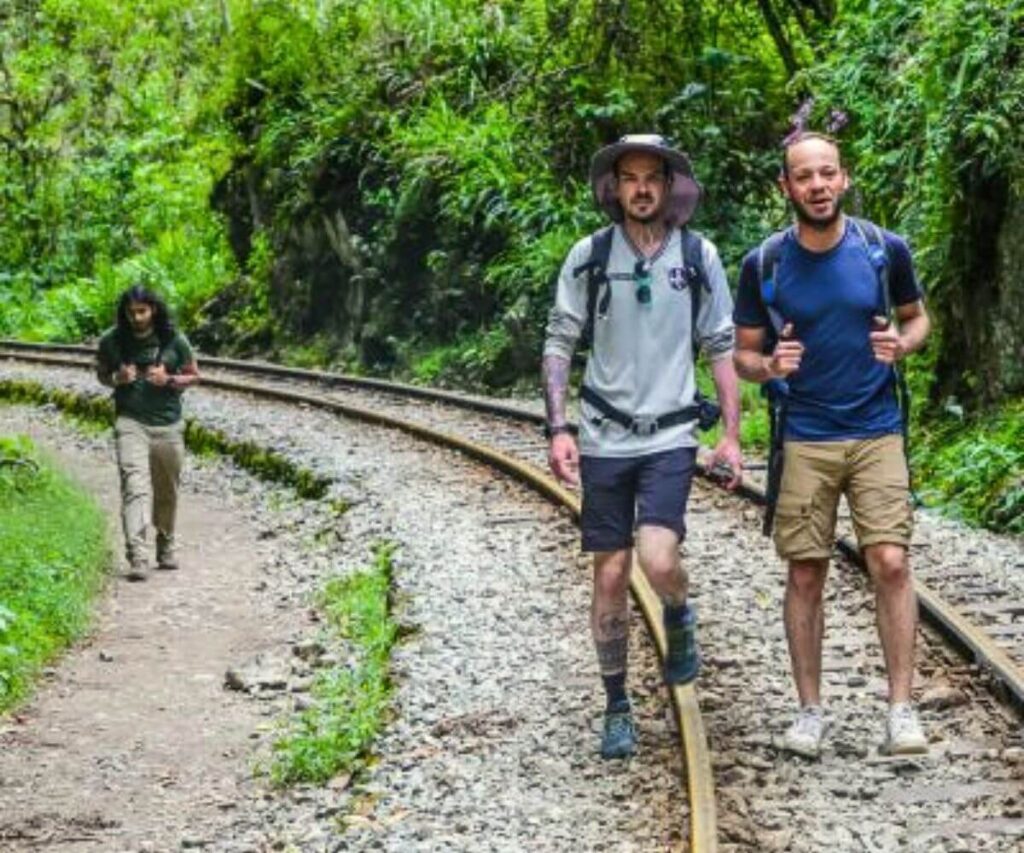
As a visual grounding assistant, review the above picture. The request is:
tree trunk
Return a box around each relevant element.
[932,165,1024,407]
[756,0,799,77]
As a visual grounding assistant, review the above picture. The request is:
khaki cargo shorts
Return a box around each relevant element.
[773,434,913,560]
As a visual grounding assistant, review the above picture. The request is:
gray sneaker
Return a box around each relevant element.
[883,703,928,755]
[782,705,825,759]
[125,556,149,582]
[600,708,637,760]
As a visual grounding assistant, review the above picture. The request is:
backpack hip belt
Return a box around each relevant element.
[581,385,701,436]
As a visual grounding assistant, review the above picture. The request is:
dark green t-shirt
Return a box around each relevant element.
[97,328,194,426]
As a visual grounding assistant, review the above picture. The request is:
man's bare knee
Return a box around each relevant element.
[865,544,911,589]
[594,551,631,599]
[787,559,828,599]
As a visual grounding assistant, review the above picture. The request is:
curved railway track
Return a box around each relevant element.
[2,340,1022,852]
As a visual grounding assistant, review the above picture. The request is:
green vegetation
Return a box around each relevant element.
[270,542,398,786]
[0,1,1020,532]
[0,435,110,711]
[804,0,1024,409]
[912,401,1024,534]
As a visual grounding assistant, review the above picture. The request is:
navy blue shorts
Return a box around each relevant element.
[579,447,698,552]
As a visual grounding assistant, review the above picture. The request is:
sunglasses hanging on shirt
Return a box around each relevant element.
[633,259,653,306]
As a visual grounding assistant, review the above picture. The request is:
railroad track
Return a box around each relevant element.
[2,341,1022,851]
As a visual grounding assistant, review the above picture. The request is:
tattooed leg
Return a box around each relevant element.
[593,550,631,709]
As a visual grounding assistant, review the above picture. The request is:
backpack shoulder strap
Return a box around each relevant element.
[679,226,709,292]
[574,225,615,350]
[679,227,709,359]
[849,216,892,315]
[756,229,790,339]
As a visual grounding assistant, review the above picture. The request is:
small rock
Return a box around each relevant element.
[328,772,352,790]
[919,685,969,711]
[289,676,314,693]
[1002,747,1024,765]
[293,639,325,661]
[98,650,114,663]
[224,668,247,692]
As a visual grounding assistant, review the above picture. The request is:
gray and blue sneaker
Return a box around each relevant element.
[664,603,700,685]
[600,706,637,760]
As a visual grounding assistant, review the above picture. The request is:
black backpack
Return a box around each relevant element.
[573,224,709,358]
[756,217,912,535]
[570,225,720,435]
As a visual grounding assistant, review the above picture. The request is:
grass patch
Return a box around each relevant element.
[270,542,398,786]
[0,435,110,711]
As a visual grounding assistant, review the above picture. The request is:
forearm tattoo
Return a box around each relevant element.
[542,354,571,427]
[594,611,629,676]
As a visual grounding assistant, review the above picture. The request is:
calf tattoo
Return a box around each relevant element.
[595,611,629,676]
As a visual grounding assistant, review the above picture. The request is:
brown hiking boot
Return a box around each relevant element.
[156,534,178,571]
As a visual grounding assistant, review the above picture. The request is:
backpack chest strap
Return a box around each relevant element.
[580,385,700,436]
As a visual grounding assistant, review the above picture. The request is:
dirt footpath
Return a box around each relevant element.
[0,412,299,851]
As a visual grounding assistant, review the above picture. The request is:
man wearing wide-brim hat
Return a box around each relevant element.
[541,134,743,759]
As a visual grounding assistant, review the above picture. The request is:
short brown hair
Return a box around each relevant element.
[780,131,841,178]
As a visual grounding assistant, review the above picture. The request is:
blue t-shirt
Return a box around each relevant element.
[733,220,923,441]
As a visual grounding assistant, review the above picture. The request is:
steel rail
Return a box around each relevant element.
[0,346,720,852]
[8,344,1022,712]
[0,340,544,424]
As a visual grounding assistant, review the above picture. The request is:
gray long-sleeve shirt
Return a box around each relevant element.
[544,225,734,458]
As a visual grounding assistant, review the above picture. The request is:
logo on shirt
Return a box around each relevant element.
[668,267,690,291]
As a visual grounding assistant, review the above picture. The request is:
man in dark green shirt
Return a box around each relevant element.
[96,285,200,580]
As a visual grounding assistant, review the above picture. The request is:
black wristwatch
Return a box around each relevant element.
[544,423,572,440]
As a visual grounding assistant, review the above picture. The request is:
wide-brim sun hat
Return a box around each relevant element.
[590,134,703,226]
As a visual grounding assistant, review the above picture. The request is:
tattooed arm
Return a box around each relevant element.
[542,236,592,487]
[542,353,571,431]
[542,353,579,487]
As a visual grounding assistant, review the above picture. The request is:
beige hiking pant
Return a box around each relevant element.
[114,416,185,563]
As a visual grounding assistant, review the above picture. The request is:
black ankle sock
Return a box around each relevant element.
[663,601,689,625]
[603,673,629,712]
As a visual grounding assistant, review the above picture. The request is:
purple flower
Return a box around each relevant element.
[826,109,849,133]
[781,97,816,146]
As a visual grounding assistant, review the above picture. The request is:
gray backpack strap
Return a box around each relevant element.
[679,227,709,360]
[679,227,721,430]
[573,225,615,351]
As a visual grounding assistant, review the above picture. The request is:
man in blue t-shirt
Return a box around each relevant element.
[733,132,931,758]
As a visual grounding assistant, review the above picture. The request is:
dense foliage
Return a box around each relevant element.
[0,435,109,710]
[0,0,234,339]
[0,0,1020,531]
[805,0,1024,408]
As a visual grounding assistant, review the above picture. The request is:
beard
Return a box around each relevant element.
[791,189,846,231]
[623,194,662,225]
